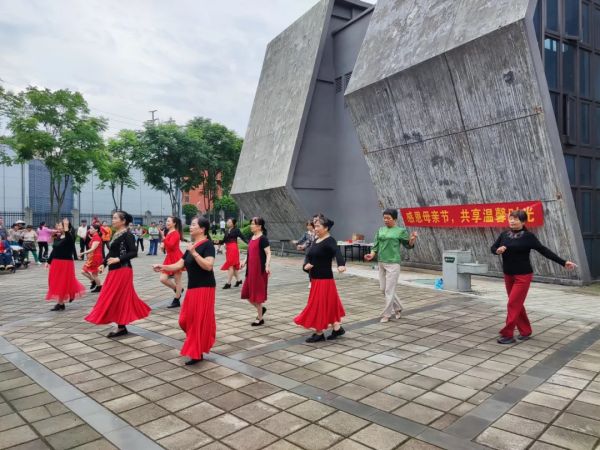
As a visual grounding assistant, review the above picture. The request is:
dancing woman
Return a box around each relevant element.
[240,217,271,326]
[80,224,104,293]
[294,215,346,342]
[85,211,151,337]
[491,210,576,344]
[160,216,185,308]
[219,218,247,289]
[45,218,86,311]
[153,216,216,365]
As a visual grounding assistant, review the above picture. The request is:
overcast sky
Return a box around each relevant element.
[0,0,321,137]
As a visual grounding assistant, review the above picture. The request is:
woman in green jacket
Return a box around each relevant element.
[365,208,417,322]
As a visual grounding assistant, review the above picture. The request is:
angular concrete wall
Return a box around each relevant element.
[232,0,380,241]
[345,0,591,283]
[231,0,334,239]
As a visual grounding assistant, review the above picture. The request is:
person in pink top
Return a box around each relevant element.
[37,222,55,262]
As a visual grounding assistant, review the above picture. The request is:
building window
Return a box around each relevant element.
[544,38,559,89]
[564,0,580,37]
[595,106,600,144]
[547,0,559,31]
[594,54,600,100]
[580,102,590,143]
[564,95,577,140]
[550,91,560,128]
[533,1,542,42]
[581,191,592,232]
[595,7,600,49]
[580,156,592,185]
[562,43,576,93]
[582,2,591,43]
[580,50,591,97]
[596,159,600,187]
[565,154,576,184]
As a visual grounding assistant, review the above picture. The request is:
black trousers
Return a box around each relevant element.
[137,238,144,251]
[38,242,49,260]
[79,238,86,254]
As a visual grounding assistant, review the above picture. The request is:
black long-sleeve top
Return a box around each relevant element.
[220,227,247,244]
[47,232,77,263]
[104,231,138,271]
[306,236,345,279]
[491,229,566,275]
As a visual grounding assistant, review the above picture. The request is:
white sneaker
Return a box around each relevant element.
[380,316,389,323]
[395,311,402,320]
[308,283,311,289]
[36,261,42,265]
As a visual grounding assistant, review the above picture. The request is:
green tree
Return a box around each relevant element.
[213,195,238,216]
[0,87,107,219]
[135,121,208,217]
[186,117,242,219]
[182,203,199,224]
[96,130,139,210]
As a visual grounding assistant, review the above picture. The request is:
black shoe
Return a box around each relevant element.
[107,327,128,338]
[50,303,65,311]
[91,285,102,293]
[497,336,516,344]
[222,283,231,289]
[251,319,264,327]
[305,333,325,343]
[69,298,74,303]
[90,282,96,290]
[235,280,243,287]
[517,334,532,341]
[168,298,181,308]
[327,327,345,340]
[185,358,202,365]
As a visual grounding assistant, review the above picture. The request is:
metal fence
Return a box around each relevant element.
[0,212,26,226]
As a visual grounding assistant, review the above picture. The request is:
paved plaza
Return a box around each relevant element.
[1,252,600,450]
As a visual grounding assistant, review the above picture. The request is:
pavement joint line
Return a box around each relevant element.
[227,296,476,361]
[127,323,488,450]
[446,323,600,441]
[0,334,165,450]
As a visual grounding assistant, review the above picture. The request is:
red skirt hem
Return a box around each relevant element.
[294,279,345,330]
[85,267,150,325]
[45,259,86,301]
[220,242,240,271]
[179,287,216,359]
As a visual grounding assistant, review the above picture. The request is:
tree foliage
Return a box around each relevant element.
[186,117,242,216]
[182,203,199,224]
[0,86,106,219]
[136,121,208,217]
[96,129,138,211]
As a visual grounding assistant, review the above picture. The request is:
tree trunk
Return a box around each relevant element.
[119,183,124,210]
[110,184,118,211]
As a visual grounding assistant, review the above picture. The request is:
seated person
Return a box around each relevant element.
[0,239,14,269]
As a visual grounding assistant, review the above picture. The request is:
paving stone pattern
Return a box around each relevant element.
[0,251,599,449]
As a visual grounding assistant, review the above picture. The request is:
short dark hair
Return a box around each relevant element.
[229,218,237,227]
[251,217,267,236]
[314,215,334,230]
[509,209,528,223]
[383,208,398,220]
[192,216,211,239]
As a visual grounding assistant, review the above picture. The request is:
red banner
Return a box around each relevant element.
[400,201,544,228]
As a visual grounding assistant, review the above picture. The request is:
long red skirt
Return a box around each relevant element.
[179,287,216,359]
[220,242,240,271]
[46,259,86,301]
[294,279,345,331]
[85,267,150,325]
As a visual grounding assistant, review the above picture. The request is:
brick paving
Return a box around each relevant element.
[0,250,599,449]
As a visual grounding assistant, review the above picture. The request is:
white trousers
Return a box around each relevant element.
[378,263,402,318]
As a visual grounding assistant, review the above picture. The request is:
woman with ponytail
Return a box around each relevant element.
[240,217,271,326]
[160,216,185,308]
[85,211,151,337]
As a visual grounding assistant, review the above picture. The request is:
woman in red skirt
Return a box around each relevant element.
[241,217,271,326]
[219,218,246,289]
[80,224,104,293]
[85,211,150,338]
[294,215,346,342]
[45,218,86,311]
[154,216,216,365]
[160,216,185,308]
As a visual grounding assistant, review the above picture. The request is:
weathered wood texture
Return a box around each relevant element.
[346,1,590,283]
